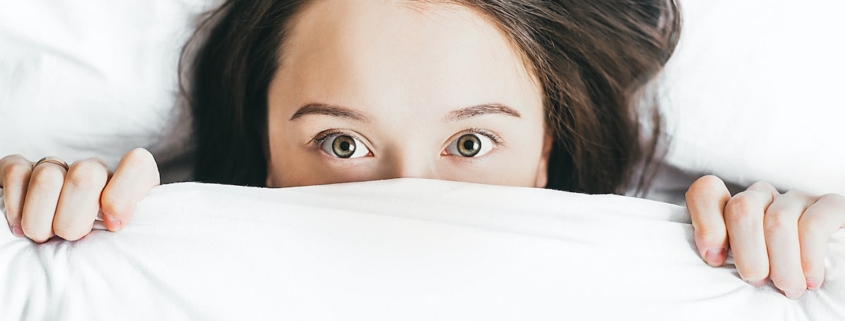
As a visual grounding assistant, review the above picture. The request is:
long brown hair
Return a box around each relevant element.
[182,0,680,194]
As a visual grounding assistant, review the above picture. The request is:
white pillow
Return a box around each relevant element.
[0,0,217,181]
[658,0,845,195]
[2,179,843,320]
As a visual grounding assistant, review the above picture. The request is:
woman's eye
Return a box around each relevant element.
[320,134,371,159]
[446,133,494,157]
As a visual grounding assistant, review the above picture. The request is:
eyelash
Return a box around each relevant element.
[462,128,504,145]
[310,130,361,146]
[309,128,505,153]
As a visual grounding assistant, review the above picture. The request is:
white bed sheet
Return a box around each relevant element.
[1,179,843,320]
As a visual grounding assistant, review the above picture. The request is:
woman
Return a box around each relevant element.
[1,0,842,300]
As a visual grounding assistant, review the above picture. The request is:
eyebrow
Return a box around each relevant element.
[289,102,521,122]
[290,103,370,122]
[445,103,521,121]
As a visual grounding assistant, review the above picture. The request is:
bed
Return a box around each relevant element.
[1,0,844,320]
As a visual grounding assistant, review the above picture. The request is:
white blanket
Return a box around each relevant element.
[1,179,843,320]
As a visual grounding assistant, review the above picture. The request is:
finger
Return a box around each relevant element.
[21,161,68,243]
[0,155,34,237]
[52,158,110,241]
[100,148,160,231]
[725,185,776,286]
[686,175,731,266]
[746,181,780,198]
[764,190,814,299]
[799,193,845,291]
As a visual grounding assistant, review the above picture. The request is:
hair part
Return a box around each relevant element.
[182,0,681,193]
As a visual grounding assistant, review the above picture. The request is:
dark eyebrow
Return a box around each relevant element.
[446,103,521,121]
[289,103,370,122]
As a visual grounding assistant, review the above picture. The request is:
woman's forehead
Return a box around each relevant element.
[272,0,544,123]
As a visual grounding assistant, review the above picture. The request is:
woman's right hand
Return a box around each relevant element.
[0,148,160,243]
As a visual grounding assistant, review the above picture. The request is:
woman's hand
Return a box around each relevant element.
[0,148,160,243]
[686,175,845,299]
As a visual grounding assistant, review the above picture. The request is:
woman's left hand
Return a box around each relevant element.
[686,175,845,299]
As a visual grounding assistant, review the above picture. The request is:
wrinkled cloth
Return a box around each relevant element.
[1,179,842,320]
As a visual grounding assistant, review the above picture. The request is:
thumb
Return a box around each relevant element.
[686,175,732,267]
[100,148,161,231]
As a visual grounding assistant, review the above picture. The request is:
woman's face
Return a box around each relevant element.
[266,0,551,188]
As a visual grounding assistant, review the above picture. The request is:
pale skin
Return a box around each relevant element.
[1,0,843,300]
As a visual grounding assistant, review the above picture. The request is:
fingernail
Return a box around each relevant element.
[785,290,804,299]
[746,279,767,287]
[104,216,122,231]
[807,279,822,290]
[704,248,725,266]
[10,224,24,237]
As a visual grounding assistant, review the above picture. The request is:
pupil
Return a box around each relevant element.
[340,141,350,151]
[462,140,475,151]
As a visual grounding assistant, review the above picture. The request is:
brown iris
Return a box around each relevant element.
[332,135,356,158]
[456,134,481,157]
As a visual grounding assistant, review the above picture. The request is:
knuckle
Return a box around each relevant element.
[66,161,107,189]
[797,215,825,234]
[1,154,27,164]
[749,181,775,190]
[820,193,845,205]
[783,190,810,199]
[85,157,108,168]
[724,195,760,223]
[3,162,32,183]
[72,159,107,175]
[29,166,65,191]
[763,210,794,235]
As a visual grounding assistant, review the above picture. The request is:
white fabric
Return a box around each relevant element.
[1,179,843,320]
[658,0,845,195]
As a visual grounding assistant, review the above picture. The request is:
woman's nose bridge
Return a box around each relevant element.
[380,150,438,180]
